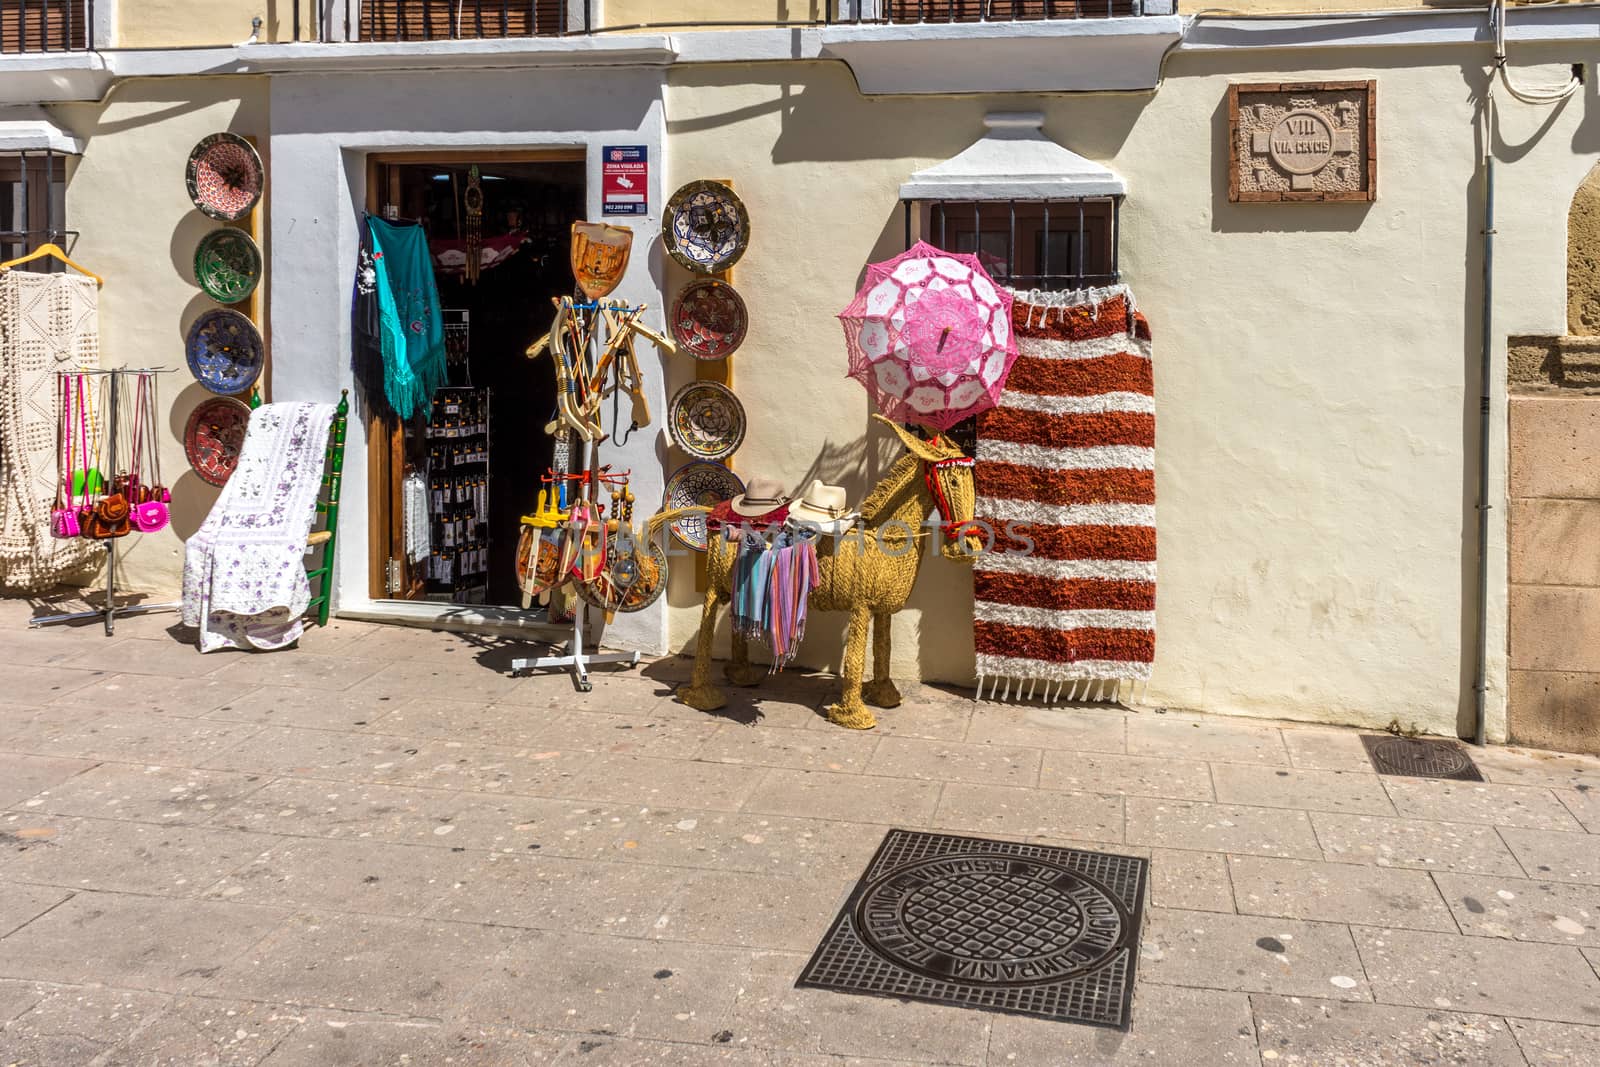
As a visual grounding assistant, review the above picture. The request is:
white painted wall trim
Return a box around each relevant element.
[1182,5,1600,52]
[819,16,1185,94]
[0,106,85,154]
[239,34,676,72]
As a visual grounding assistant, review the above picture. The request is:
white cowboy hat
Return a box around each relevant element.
[786,480,859,535]
[728,475,791,519]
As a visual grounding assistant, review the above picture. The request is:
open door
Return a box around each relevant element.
[362,151,585,606]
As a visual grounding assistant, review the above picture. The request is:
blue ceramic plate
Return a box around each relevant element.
[185,308,264,396]
[664,461,744,552]
[664,181,750,275]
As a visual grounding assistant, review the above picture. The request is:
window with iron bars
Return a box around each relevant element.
[1,151,72,272]
[903,196,1123,452]
[1,0,93,52]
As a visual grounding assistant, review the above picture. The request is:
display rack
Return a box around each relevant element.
[31,367,181,636]
[424,385,491,604]
[511,302,641,692]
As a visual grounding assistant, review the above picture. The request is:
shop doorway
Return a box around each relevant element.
[364,152,584,609]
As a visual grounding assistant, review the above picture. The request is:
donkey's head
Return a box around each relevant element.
[875,415,983,562]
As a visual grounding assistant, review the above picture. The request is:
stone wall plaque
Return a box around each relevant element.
[1228,81,1376,203]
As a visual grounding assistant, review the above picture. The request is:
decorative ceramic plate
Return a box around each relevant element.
[183,396,252,487]
[670,280,748,360]
[668,380,746,462]
[185,308,264,396]
[664,461,744,552]
[194,227,262,304]
[576,537,669,614]
[664,180,749,275]
[186,133,264,222]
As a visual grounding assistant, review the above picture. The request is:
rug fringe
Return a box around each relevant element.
[973,675,1134,706]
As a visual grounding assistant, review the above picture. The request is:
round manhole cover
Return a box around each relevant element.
[855,853,1126,985]
[1371,737,1472,777]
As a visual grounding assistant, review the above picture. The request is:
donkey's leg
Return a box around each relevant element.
[724,625,765,688]
[676,586,728,711]
[862,611,902,708]
[826,605,877,730]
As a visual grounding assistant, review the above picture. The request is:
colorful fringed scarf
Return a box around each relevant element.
[973,286,1155,696]
[366,216,446,421]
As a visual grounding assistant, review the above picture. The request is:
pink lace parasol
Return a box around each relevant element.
[838,241,1017,431]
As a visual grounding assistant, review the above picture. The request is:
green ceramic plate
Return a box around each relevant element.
[194,227,262,305]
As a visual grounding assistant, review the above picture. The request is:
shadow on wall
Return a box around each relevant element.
[665,64,1153,168]
[168,381,226,541]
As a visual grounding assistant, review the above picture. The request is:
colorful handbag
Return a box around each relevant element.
[49,376,83,539]
[128,375,171,533]
[86,492,132,540]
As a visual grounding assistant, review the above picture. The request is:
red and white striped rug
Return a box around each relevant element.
[973,286,1154,695]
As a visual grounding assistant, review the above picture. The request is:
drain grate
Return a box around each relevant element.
[797,829,1147,1029]
[1361,735,1483,781]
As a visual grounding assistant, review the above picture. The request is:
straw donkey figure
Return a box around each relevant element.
[670,416,981,730]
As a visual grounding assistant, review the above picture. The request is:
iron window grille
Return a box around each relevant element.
[904,196,1123,292]
[0,150,73,272]
[1,0,92,52]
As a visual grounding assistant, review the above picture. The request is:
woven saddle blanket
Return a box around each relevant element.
[973,286,1155,686]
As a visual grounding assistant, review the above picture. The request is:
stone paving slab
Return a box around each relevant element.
[0,751,96,807]
[0,891,288,993]
[1210,764,1396,817]
[1127,716,1289,765]
[1433,871,1600,946]
[19,761,270,827]
[931,781,1123,843]
[1125,798,1323,859]
[1355,926,1600,1023]
[1228,855,1459,932]
[1139,908,1372,1001]
[1148,848,1236,913]
[1312,812,1525,875]
[1501,826,1600,883]
[986,983,1258,1066]
[0,815,266,896]
[1382,777,1583,831]
[1250,995,1527,1066]
[0,881,70,937]
[1038,751,1214,802]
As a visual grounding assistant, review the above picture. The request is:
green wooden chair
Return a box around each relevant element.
[250,388,349,628]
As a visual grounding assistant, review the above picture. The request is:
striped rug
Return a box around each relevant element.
[973,285,1154,694]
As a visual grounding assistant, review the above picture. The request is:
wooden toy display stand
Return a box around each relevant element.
[510,300,640,693]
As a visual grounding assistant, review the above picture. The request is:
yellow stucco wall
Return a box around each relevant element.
[660,46,1596,737]
[114,0,283,46]
[49,79,270,590]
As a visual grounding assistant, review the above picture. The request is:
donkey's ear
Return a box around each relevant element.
[871,413,944,462]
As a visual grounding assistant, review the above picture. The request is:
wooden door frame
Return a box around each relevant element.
[361,148,587,601]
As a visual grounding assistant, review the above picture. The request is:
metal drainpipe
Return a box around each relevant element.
[1473,99,1494,748]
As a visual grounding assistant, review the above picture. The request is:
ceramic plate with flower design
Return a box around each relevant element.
[186,133,264,222]
[668,380,745,462]
[670,280,747,360]
[664,461,744,551]
[663,180,749,275]
[195,227,262,304]
[183,396,252,486]
[185,308,264,396]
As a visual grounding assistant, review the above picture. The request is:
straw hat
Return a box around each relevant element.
[786,480,859,535]
[727,476,791,519]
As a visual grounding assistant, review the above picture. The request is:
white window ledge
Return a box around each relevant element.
[819,15,1186,95]
[0,53,111,105]
[237,34,676,73]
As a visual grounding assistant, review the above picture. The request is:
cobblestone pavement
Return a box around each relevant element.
[5,603,1600,1065]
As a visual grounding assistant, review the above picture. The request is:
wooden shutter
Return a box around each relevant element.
[882,0,1141,20]
[1,0,90,52]
[359,0,565,41]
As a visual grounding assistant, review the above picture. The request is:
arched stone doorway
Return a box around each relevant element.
[1506,163,1600,753]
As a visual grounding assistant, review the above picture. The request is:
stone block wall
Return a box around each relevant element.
[1508,336,1600,753]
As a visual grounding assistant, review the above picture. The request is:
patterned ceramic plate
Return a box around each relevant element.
[186,133,264,222]
[183,396,252,487]
[668,380,746,462]
[664,181,749,275]
[664,461,744,552]
[670,280,748,361]
[194,227,262,304]
[185,308,264,396]
[576,537,669,614]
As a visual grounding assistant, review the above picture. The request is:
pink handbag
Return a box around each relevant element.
[49,375,85,539]
[129,375,171,534]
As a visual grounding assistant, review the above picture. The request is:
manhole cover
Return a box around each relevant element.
[797,830,1147,1029]
[1361,735,1483,781]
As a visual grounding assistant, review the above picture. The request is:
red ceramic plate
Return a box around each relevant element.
[670,279,748,361]
[183,396,252,487]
